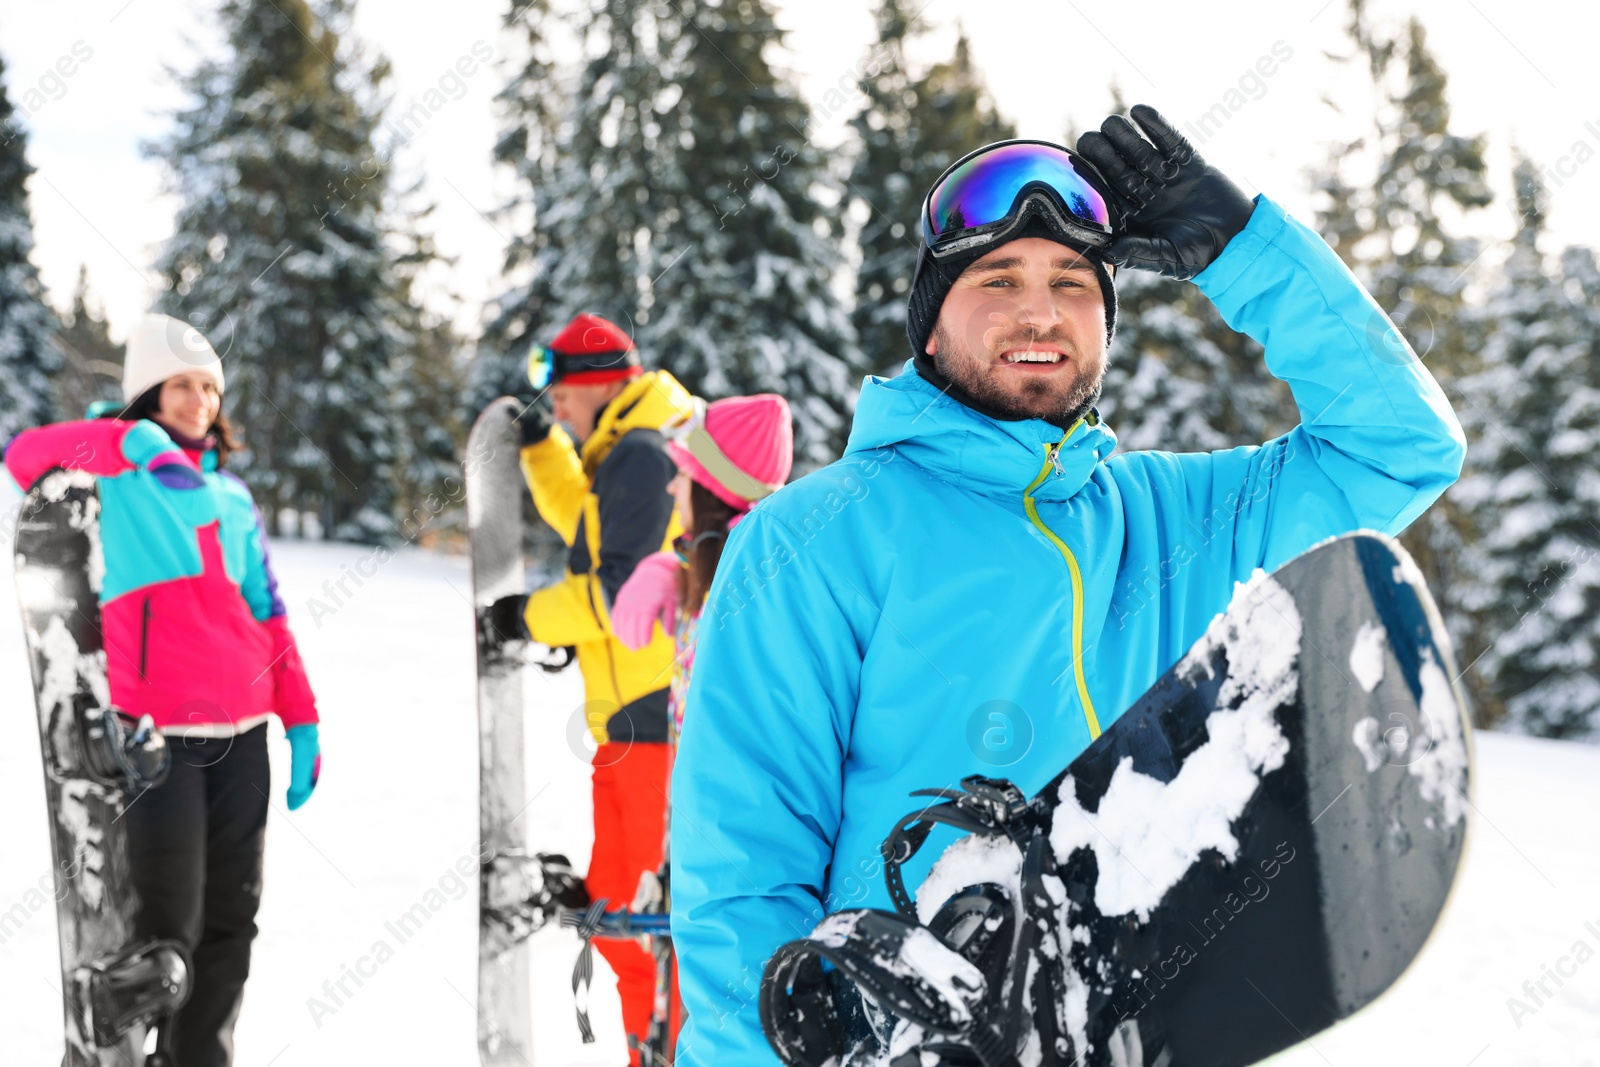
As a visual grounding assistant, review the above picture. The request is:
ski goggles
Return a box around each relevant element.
[921,140,1116,259]
[526,345,554,390]
[525,343,639,388]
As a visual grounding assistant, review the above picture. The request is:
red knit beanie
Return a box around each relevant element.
[666,394,794,512]
[543,313,642,386]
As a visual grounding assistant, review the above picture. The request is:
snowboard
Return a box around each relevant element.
[762,531,1472,1067]
[14,468,191,1066]
[467,398,539,1065]
[467,398,678,1064]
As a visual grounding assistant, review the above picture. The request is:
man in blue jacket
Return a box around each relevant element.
[670,105,1465,1064]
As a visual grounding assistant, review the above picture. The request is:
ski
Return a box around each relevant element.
[15,468,192,1066]
[762,531,1472,1067]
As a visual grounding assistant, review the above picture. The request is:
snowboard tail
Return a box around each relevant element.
[762,532,1472,1067]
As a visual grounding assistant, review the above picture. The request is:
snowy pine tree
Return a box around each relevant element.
[847,6,1013,375]
[0,55,63,441]
[55,266,125,415]
[1313,4,1491,647]
[480,0,657,411]
[1362,19,1491,381]
[489,0,869,465]
[1453,158,1600,738]
[150,0,403,539]
[541,0,663,334]
[474,0,565,415]
[647,0,861,466]
[388,211,468,543]
[1315,9,1490,381]
[1099,268,1292,453]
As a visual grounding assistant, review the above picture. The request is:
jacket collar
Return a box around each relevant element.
[155,422,220,472]
[579,369,696,473]
[842,361,1117,503]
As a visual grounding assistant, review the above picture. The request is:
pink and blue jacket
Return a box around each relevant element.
[5,419,318,734]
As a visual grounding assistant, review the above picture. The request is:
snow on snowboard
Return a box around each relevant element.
[14,468,191,1066]
[762,531,1472,1067]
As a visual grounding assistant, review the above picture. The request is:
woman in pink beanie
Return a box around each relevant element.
[612,392,794,733]
[609,391,792,1052]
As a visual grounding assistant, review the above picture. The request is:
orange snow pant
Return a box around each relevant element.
[588,740,681,1062]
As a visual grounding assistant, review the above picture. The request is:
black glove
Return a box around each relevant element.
[532,853,589,912]
[1075,104,1256,280]
[533,644,575,674]
[513,401,553,447]
[484,593,530,644]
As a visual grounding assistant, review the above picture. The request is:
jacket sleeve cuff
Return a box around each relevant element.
[120,420,188,469]
[519,423,577,465]
[1192,194,1288,302]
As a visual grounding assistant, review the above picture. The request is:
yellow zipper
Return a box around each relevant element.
[1022,421,1102,740]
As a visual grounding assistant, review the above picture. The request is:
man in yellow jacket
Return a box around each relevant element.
[496,312,693,1061]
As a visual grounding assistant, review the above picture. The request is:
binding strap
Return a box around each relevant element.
[569,900,609,1043]
[761,909,989,1067]
[882,776,1034,918]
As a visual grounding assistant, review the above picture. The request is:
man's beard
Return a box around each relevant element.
[933,323,1106,422]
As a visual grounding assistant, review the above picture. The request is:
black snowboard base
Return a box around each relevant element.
[763,532,1471,1067]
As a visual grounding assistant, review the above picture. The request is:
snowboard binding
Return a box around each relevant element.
[481,849,590,943]
[74,938,192,1056]
[762,775,1091,1067]
[83,707,171,792]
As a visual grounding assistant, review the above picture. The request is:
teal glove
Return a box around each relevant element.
[285,724,321,811]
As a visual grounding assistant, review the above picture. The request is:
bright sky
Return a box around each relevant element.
[2,0,1596,342]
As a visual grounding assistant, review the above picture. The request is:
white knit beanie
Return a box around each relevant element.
[122,314,226,403]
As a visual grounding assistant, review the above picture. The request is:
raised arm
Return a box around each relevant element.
[1181,195,1466,571]
[518,423,587,545]
[1076,105,1463,574]
[4,419,195,490]
[523,432,676,647]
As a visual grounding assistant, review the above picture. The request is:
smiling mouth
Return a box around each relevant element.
[1000,349,1067,364]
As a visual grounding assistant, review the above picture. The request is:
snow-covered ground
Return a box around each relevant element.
[2,529,1597,1065]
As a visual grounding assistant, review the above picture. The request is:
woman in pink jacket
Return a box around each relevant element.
[4,314,321,1067]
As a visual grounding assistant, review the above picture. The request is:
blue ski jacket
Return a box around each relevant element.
[670,197,1466,1064]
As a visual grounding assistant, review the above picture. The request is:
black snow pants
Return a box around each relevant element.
[124,724,270,1067]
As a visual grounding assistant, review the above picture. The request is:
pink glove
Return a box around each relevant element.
[611,551,681,651]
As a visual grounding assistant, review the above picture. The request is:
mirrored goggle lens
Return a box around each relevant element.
[924,142,1112,245]
[526,345,553,390]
